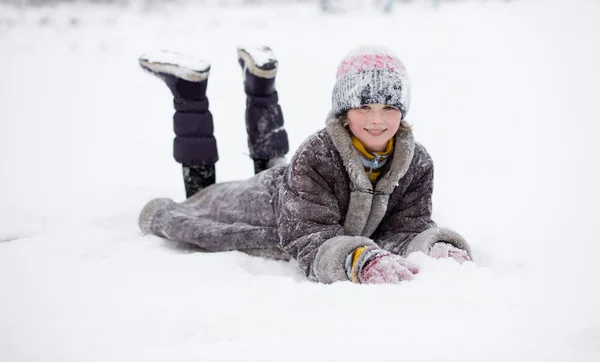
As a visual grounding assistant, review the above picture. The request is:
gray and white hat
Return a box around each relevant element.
[332,45,411,119]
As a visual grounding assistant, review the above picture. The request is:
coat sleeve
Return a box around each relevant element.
[276,139,377,284]
[371,145,473,259]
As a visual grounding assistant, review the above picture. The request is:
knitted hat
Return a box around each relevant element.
[332,45,411,119]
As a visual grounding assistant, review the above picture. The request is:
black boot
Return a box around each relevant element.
[139,51,218,198]
[182,164,215,198]
[237,46,289,174]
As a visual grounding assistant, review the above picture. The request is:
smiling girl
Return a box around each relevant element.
[138,44,472,284]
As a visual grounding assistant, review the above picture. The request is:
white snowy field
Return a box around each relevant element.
[1,0,599,361]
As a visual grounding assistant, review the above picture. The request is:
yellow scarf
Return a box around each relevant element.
[351,136,394,182]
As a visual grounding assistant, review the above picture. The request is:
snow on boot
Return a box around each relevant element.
[139,50,210,100]
[237,45,289,174]
[139,51,218,198]
[237,45,277,96]
[182,164,215,199]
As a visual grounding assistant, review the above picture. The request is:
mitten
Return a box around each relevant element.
[346,247,419,284]
[429,242,471,264]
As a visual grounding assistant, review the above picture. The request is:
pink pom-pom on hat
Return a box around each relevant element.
[331,45,411,118]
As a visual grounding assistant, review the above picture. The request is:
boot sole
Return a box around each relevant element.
[139,51,210,82]
[237,46,278,79]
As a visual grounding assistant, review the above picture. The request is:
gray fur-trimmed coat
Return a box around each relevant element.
[139,112,472,283]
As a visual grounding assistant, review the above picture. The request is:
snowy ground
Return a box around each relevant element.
[1,0,600,361]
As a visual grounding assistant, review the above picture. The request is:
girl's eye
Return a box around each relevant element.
[360,105,371,110]
[384,106,398,111]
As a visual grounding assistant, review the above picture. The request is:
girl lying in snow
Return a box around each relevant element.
[138,44,472,284]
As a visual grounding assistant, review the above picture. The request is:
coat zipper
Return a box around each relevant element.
[369,154,384,176]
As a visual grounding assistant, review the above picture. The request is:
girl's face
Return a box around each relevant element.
[347,103,402,153]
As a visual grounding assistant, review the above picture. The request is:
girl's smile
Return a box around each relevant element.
[347,103,402,153]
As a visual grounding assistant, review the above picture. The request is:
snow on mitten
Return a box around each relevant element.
[346,247,419,284]
[429,242,471,264]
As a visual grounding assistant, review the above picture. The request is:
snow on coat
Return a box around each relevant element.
[139,112,472,283]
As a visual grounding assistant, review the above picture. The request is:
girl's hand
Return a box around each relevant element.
[359,251,420,284]
[429,242,471,264]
